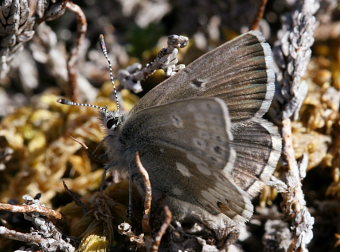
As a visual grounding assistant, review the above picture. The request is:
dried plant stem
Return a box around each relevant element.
[65,1,87,102]
[0,226,44,244]
[0,202,62,220]
[132,153,172,251]
[0,195,75,251]
[118,35,188,93]
[118,222,145,248]
[250,0,268,30]
[70,136,88,149]
[272,1,319,250]
[136,152,152,234]
[281,117,313,252]
[282,118,299,179]
[151,206,172,252]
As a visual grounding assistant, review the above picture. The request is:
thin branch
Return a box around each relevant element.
[0,226,44,244]
[151,206,172,252]
[117,35,188,93]
[250,0,268,30]
[136,152,152,234]
[0,195,74,251]
[0,202,62,220]
[118,222,145,248]
[273,1,319,251]
[281,119,314,252]
[65,1,88,102]
[70,136,88,149]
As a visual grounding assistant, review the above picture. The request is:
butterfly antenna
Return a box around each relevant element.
[99,34,120,113]
[57,98,108,113]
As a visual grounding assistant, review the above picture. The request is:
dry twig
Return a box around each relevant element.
[273,0,319,251]
[250,0,268,30]
[0,0,68,79]
[70,136,89,149]
[65,1,88,102]
[136,152,152,234]
[118,153,172,251]
[117,34,188,93]
[151,206,172,252]
[118,222,145,248]
[0,202,62,220]
[0,226,45,245]
[0,195,74,252]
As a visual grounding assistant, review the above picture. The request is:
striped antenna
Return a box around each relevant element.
[57,98,107,113]
[99,34,120,112]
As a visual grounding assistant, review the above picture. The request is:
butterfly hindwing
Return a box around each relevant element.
[230,118,282,197]
[119,97,253,222]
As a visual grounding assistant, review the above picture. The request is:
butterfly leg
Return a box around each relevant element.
[128,163,134,219]
[100,161,117,192]
[100,167,107,193]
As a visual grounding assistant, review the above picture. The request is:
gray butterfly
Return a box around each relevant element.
[60,30,281,229]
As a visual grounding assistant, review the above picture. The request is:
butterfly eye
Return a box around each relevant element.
[106,117,119,129]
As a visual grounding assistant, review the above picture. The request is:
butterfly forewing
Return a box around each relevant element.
[131,30,275,122]
[119,97,253,222]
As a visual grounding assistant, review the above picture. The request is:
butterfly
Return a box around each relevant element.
[59,30,281,231]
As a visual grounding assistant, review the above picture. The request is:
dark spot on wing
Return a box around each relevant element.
[171,114,183,128]
[214,145,223,154]
[217,201,231,212]
[191,79,206,89]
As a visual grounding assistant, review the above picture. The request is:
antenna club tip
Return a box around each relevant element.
[57,98,71,105]
[99,34,106,51]
[57,98,65,103]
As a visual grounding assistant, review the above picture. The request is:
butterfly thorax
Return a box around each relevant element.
[99,110,129,168]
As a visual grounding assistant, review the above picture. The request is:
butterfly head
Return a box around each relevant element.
[101,108,125,132]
